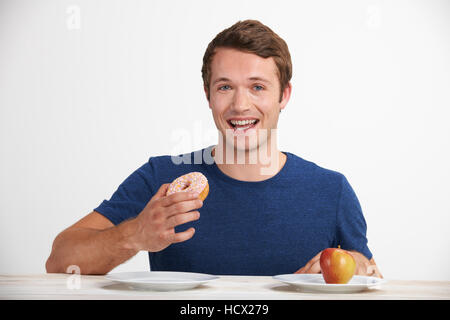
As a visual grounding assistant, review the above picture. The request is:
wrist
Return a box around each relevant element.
[117,218,142,252]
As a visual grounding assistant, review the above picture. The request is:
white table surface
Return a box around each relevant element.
[0,274,449,300]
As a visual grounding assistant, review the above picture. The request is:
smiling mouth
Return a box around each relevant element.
[226,119,260,133]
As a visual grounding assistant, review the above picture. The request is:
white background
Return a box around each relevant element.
[0,0,449,281]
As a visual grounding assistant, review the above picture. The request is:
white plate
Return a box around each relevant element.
[105,271,219,291]
[272,274,386,293]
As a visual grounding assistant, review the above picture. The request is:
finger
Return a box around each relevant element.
[360,262,371,276]
[294,251,322,274]
[299,259,321,274]
[166,211,200,229]
[294,267,305,274]
[308,260,322,274]
[165,199,203,217]
[294,265,311,274]
[169,227,196,244]
[304,252,322,271]
[366,264,383,278]
[149,183,171,204]
[159,190,199,207]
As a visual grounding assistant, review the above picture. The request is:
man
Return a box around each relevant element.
[46,20,382,277]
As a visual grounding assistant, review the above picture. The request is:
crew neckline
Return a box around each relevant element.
[202,145,290,187]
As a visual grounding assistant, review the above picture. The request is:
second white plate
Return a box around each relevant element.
[272,274,386,293]
[106,271,219,291]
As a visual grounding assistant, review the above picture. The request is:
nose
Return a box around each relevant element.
[231,87,251,113]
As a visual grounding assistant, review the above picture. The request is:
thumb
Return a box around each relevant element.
[148,183,170,204]
[156,183,170,198]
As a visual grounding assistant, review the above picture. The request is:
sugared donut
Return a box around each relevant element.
[166,172,209,201]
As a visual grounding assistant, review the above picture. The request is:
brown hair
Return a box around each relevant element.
[201,19,292,102]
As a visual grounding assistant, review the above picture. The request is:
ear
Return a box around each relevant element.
[204,85,211,107]
[279,82,292,111]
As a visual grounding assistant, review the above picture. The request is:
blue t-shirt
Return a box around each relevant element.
[94,145,372,276]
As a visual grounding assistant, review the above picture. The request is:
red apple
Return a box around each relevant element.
[320,248,356,284]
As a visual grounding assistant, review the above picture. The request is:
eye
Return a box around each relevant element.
[253,85,264,91]
[219,85,231,91]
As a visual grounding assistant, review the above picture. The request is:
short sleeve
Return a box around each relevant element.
[336,175,373,260]
[93,159,155,226]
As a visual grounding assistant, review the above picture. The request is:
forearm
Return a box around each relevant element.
[46,219,140,275]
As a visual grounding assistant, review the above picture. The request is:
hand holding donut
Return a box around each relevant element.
[130,172,208,253]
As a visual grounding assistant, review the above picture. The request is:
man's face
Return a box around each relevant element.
[206,47,291,153]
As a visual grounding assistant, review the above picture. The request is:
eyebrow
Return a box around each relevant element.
[212,76,271,85]
[248,76,271,84]
[212,77,231,85]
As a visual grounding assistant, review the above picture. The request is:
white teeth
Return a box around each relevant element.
[230,119,257,126]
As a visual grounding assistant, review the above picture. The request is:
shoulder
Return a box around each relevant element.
[285,152,346,187]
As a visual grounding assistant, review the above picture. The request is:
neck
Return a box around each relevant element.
[211,138,287,182]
